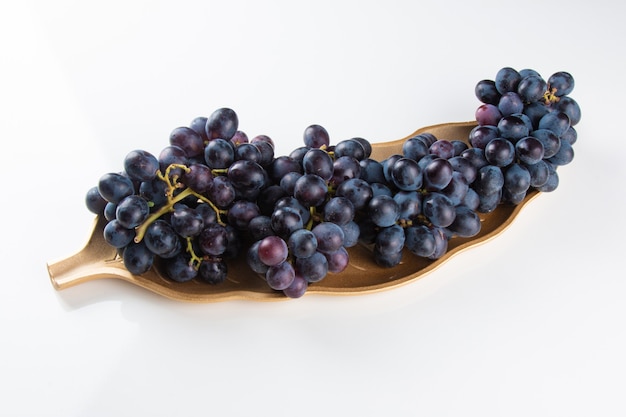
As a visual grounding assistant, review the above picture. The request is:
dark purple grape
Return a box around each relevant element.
[248,215,274,241]
[288,229,318,258]
[475,104,502,126]
[359,158,386,183]
[538,111,571,137]
[517,74,547,103]
[271,206,303,239]
[497,115,530,142]
[498,92,524,116]
[144,220,181,256]
[303,148,334,180]
[303,124,330,148]
[170,126,204,158]
[204,138,235,169]
[484,138,515,167]
[423,158,453,191]
[515,136,545,165]
[390,158,422,191]
[103,219,135,248]
[207,176,236,208]
[283,274,308,298]
[227,200,260,230]
[293,174,328,207]
[330,156,361,187]
[198,223,229,256]
[257,235,288,266]
[448,206,481,238]
[504,163,531,195]
[375,224,405,256]
[252,140,275,167]
[230,130,249,146]
[402,137,429,161]
[547,71,574,97]
[124,149,159,182]
[295,251,328,283]
[312,222,345,254]
[335,178,373,211]
[405,225,436,258]
[323,196,355,226]
[165,254,198,282]
[495,67,521,94]
[205,107,238,141]
[98,172,135,204]
[334,139,366,160]
[123,241,154,275]
[115,195,149,229]
[181,163,213,194]
[171,206,204,238]
[475,79,501,105]
[158,145,187,175]
[422,193,456,228]
[266,261,296,290]
[198,259,228,284]
[268,156,302,183]
[367,195,400,228]
[251,134,275,149]
[227,160,267,191]
[86,186,107,215]
[189,116,209,142]
[324,247,349,273]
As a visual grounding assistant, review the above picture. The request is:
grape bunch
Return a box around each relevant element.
[472,67,580,209]
[83,66,580,299]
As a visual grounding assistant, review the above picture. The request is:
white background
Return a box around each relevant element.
[1,1,625,416]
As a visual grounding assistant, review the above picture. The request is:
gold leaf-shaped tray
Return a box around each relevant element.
[47,121,539,302]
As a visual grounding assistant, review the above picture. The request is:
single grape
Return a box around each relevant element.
[124,149,159,182]
[367,195,400,228]
[375,224,405,256]
[335,178,373,211]
[504,163,531,195]
[429,140,455,159]
[295,251,328,283]
[266,262,296,292]
[283,274,308,299]
[484,138,516,167]
[169,126,204,158]
[473,165,504,196]
[531,129,561,158]
[324,247,350,273]
[547,71,575,96]
[165,254,198,282]
[334,139,366,160]
[469,125,499,149]
[115,195,150,229]
[98,172,135,204]
[227,200,260,230]
[293,174,328,207]
[340,221,360,248]
[86,186,107,215]
[495,67,521,94]
[475,104,502,126]
[402,137,429,161]
[198,259,228,285]
[330,156,361,187]
[103,219,135,248]
[422,193,456,228]
[404,225,436,258]
[181,163,213,194]
[312,222,345,254]
[227,160,267,191]
[303,124,330,148]
[475,79,501,104]
[498,92,524,116]
[517,74,547,103]
[271,206,304,238]
[323,196,355,226]
[144,220,181,256]
[448,206,481,237]
[205,107,238,141]
[122,241,154,275]
[288,229,318,258]
[390,158,423,191]
[171,206,204,238]
[538,111,571,137]
[423,158,453,191]
[204,138,235,169]
[257,235,288,266]
[303,148,334,180]
[394,191,422,221]
[497,115,529,142]
[515,136,545,165]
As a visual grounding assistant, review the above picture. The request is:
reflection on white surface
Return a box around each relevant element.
[2,0,626,416]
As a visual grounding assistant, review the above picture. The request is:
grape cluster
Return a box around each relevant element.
[84,67,580,299]
[472,67,580,208]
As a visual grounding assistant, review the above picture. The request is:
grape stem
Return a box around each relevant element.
[134,164,227,243]
[543,88,560,104]
[185,237,204,269]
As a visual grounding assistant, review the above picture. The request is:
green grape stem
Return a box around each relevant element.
[133,163,227,243]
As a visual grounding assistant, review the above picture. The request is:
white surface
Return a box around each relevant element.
[1,1,625,416]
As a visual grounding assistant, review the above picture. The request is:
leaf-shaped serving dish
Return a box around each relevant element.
[47,121,539,302]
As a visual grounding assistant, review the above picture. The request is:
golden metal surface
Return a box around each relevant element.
[47,121,539,302]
